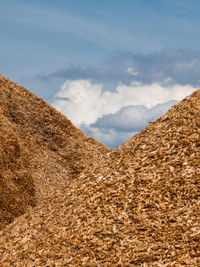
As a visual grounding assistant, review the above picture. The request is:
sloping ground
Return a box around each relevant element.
[0,86,199,265]
[0,74,110,230]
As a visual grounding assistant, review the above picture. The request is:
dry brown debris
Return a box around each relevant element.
[0,74,110,230]
[0,74,199,266]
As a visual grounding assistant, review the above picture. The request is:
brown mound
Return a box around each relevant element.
[0,77,199,265]
[0,74,110,230]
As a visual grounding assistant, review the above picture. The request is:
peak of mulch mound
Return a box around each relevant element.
[0,77,199,265]
[0,74,110,230]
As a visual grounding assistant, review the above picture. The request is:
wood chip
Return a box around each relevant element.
[0,74,199,266]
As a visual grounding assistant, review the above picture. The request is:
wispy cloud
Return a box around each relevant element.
[105,48,200,86]
[40,48,200,87]
[0,1,158,53]
[38,64,135,83]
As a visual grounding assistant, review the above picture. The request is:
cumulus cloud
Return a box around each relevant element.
[80,125,137,149]
[93,101,177,132]
[52,79,196,148]
[44,48,200,148]
[82,101,177,148]
[53,80,121,125]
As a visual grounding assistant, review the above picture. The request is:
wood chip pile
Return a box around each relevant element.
[0,74,110,230]
[0,74,199,266]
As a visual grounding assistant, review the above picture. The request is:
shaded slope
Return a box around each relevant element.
[0,87,199,265]
[0,112,35,228]
[0,74,110,230]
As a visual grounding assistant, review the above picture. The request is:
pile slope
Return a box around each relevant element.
[0,82,199,265]
[0,74,110,230]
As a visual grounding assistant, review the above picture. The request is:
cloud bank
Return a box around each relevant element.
[93,101,177,132]
[48,48,199,148]
[52,79,196,148]
[40,48,200,87]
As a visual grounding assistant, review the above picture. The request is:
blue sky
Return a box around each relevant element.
[1,0,200,148]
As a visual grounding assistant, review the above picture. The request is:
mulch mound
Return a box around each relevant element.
[0,74,110,230]
[0,75,199,266]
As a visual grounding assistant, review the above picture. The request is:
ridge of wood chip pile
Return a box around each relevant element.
[0,74,199,266]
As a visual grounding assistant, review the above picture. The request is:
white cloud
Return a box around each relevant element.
[52,79,197,148]
[83,100,177,148]
[93,100,177,132]
[80,125,137,149]
[126,67,139,76]
[53,80,121,125]
[52,79,196,126]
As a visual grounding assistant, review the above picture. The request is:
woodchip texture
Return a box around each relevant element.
[0,74,199,266]
[0,74,110,231]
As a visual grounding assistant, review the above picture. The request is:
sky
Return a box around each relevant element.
[1,0,200,148]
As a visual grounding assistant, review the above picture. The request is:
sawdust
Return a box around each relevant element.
[0,74,199,266]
